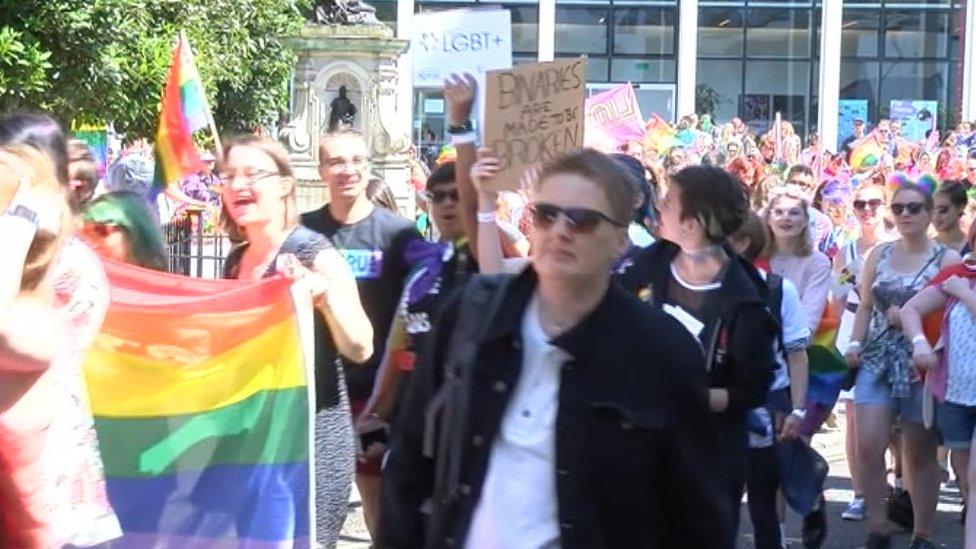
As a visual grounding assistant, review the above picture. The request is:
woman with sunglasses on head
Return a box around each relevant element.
[218,135,373,548]
[80,191,167,271]
[845,179,960,549]
[932,181,969,253]
[832,183,894,522]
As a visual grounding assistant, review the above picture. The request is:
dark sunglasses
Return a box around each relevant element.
[853,198,884,211]
[422,188,459,204]
[890,202,926,216]
[531,202,624,233]
[83,222,125,237]
[935,205,955,215]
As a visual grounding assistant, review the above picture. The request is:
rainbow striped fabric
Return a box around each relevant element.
[807,305,848,406]
[84,260,315,548]
[849,131,884,172]
[644,114,681,154]
[153,32,210,190]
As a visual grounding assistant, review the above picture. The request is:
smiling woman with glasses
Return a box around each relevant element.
[844,177,961,548]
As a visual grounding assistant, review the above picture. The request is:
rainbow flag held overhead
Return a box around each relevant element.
[849,131,884,172]
[153,32,213,191]
[806,305,848,407]
[84,260,316,548]
[644,114,681,154]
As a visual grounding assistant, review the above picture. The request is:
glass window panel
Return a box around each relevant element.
[744,60,811,133]
[555,7,608,55]
[610,58,676,83]
[746,9,812,57]
[880,61,948,109]
[883,10,949,58]
[373,0,397,33]
[613,7,676,55]
[696,59,742,123]
[698,8,744,57]
[841,9,880,57]
[950,11,963,59]
[840,60,880,104]
[509,6,539,53]
[559,56,609,83]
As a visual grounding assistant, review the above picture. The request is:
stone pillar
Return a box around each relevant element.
[538,0,556,62]
[817,0,843,152]
[676,0,699,120]
[281,25,411,214]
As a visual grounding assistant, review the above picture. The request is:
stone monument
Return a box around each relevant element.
[280,5,411,213]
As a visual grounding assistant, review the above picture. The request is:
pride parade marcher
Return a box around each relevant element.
[615,165,777,541]
[218,135,374,547]
[81,191,168,271]
[845,179,961,549]
[383,149,730,548]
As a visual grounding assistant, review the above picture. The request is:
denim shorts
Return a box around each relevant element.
[853,367,924,425]
[937,401,976,451]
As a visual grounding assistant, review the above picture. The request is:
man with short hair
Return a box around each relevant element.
[842,118,865,161]
[301,130,425,541]
[785,165,835,258]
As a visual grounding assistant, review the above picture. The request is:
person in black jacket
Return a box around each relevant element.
[615,165,778,535]
[382,149,733,548]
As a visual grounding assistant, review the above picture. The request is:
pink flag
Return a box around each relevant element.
[584,83,645,148]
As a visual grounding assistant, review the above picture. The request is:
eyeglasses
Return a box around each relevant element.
[217,170,280,186]
[421,189,459,204]
[890,202,926,216]
[82,222,125,238]
[531,202,624,233]
[853,198,884,211]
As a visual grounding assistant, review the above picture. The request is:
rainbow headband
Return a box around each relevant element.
[886,172,939,198]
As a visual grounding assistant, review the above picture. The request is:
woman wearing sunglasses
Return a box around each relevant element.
[219,135,374,548]
[831,183,894,521]
[80,191,167,271]
[845,180,960,549]
[932,181,969,253]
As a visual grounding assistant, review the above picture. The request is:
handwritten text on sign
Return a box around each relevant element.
[584,83,646,148]
[482,58,587,191]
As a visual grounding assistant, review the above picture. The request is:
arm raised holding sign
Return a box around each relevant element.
[444,73,481,261]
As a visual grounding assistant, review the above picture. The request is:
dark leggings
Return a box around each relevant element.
[746,445,781,549]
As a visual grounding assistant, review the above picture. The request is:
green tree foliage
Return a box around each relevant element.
[0,0,310,136]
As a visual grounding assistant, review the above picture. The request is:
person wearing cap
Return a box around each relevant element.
[843,118,866,162]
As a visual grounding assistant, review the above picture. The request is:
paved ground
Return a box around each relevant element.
[338,405,966,548]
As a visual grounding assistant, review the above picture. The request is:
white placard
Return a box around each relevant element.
[412,8,513,88]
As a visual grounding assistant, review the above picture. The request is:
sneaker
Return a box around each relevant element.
[907,537,935,549]
[842,496,867,521]
[802,494,828,548]
[864,532,890,549]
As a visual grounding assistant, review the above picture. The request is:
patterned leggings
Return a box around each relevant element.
[314,368,356,548]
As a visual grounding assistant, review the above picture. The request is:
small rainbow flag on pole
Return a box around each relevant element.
[153,31,218,191]
[85,260,316,547]
[806,305,848,407]
[849,131,884,172]
[644,114,681,154]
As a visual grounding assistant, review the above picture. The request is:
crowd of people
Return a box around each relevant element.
[3,73,976,549]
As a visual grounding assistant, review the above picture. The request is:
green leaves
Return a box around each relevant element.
[0,0,305,137]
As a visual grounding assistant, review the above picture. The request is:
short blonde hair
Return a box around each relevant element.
[0,146,71,291]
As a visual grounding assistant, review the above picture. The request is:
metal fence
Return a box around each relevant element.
[162,209,232,278]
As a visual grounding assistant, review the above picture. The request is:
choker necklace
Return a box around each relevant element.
[680,245,724,260]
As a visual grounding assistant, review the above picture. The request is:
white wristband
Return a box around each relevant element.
[450,132,477,145]
[911,334,929,346]
[847,341,862,349]
[476,211,496,224]
[790,408,807,420]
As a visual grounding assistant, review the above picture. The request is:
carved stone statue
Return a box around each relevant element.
[328,85,357,131]
[310,0,382,26]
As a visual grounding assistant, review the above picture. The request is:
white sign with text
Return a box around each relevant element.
[411,8,513,89]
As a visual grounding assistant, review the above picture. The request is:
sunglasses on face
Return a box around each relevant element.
[935,205,956,215]
[531,202,624,234]
[421,188,459,204]
[853,198,884,211]
[890,202,926,216]
[83,222,125,238]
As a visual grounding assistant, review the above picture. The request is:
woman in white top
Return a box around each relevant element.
[832,183,893,521]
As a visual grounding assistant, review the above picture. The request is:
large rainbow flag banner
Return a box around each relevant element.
[644,114,681,154]
[849,131,884,172]
[84,260,316,548]
[153,32,212,190]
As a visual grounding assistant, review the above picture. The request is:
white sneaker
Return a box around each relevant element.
[842,496,866,521]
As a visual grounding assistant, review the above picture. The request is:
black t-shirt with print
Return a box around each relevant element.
[301,205,421,400]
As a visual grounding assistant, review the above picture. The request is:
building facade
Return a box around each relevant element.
[370,0,974,153]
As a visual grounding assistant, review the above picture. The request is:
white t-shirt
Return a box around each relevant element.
[465,294,564,549]
[766,272,811,392]
[946,301,976,406]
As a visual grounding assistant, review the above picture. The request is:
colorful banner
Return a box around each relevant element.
[72,122,110,175]
[84,261,315,547]
[889,100,938,143]
[849,131,884,172]
[584,83,645,148]
[644,114,681,154]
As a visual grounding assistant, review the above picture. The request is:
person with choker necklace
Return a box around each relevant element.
[615,165,777,541]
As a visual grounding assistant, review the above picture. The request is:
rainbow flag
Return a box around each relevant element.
[806,305,848,406]
[153,32,212,190]
[644,114,681,154]
[85,260,316,548]
[849,131,884,171]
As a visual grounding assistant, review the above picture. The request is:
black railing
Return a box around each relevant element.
[162,209,231,278]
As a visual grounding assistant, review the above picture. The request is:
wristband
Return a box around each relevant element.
[447,120,474,134]
[790,408,807,420]
[911,334,930,346]
[476,211,496,224]
[450,132,477,145]
[847,341,862,349]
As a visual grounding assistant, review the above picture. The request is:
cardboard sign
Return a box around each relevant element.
[412,8,512,88]
[482,58,587,191]
[584,83,645,148]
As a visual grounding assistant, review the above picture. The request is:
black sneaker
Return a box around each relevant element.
[864,532,890,549]
[802,494,828,548]
[907,537,935,549]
